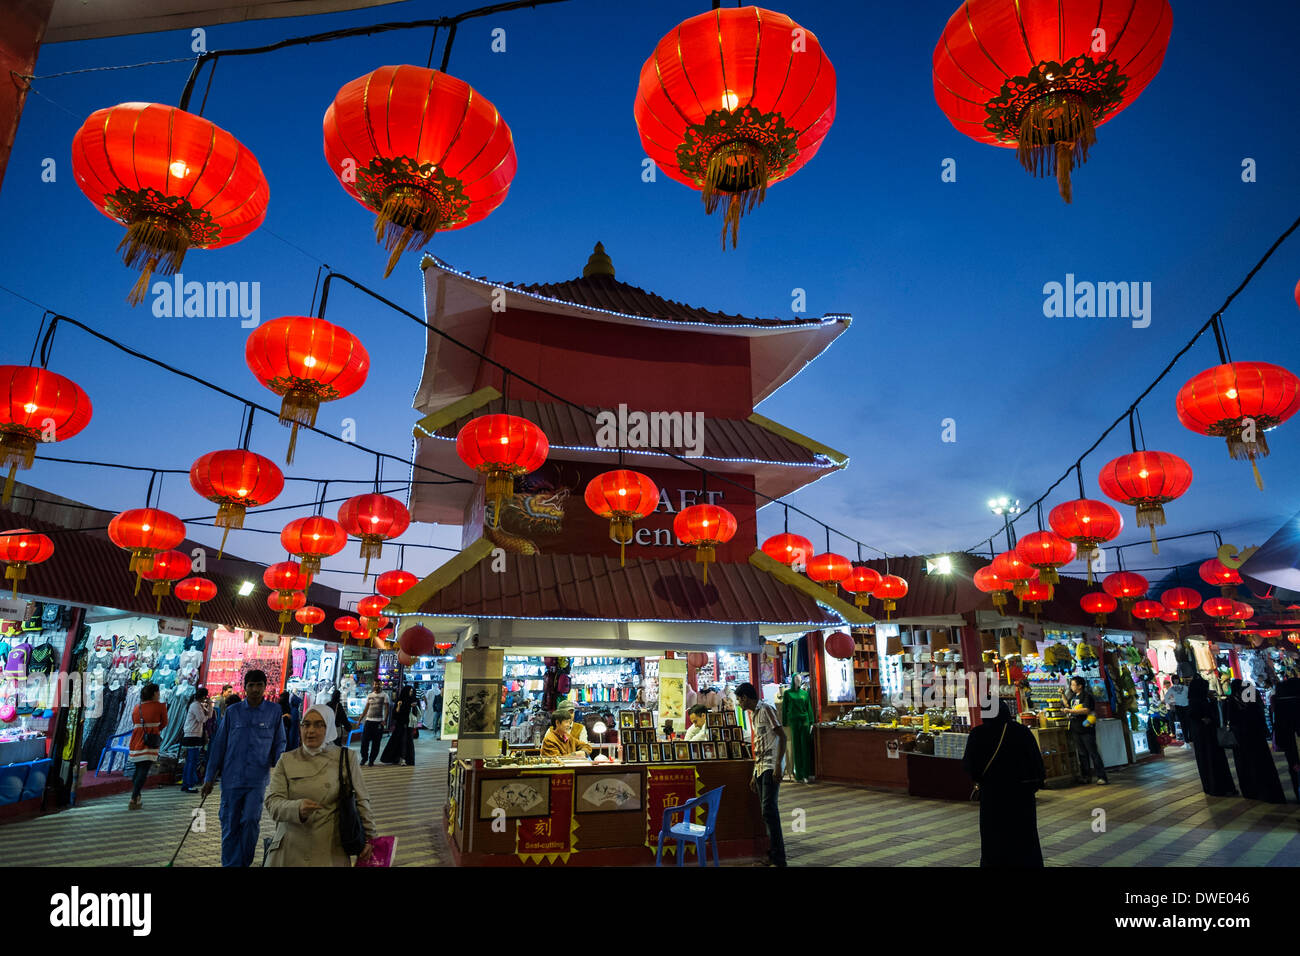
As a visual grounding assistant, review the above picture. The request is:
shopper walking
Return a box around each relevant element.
[1225,679,1286,803]
[328,689,352,747]
[1271,677,1300,803]
[1179,676,1237,797]
[217,685,234,719]
[359,684,389,766]
[431,685,443,733]
[736,682,787,867]
[963,700,1045,867]
[379,686,417,766]
[1065,676,1108,784]
[201,670,286,867]
[127,682,167,810]
[180,687,212,793]
[264,704,377,866]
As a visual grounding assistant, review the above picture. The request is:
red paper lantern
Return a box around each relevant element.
[396,650,415,667]
[686,652,709,670]
[1230,602,1254,623]
[992,550,1039,602]
[268,590,307,631]
[584,470,659,566]
[1015,530,1077,585]
[337,493,410,580]
[841,565,883,609]
[932,0,1172,202]
[1198,558,1242,597]
[376,569,419,599]
[1131,600,1164,621]
[399,624,437,657]
[0,366,92,505]
[376,627,394,646]
[1081,592,1118,627]
[189,449,284,555]
[140,549,191,610]
[974,564,1012,614]
[672,504,738,585]
[1175,362,1300,489]
[873,574,908,620]
[295,605,326,636]
[634,6,836,247]
[334,616,360,642]
[1158,607,1181,624]
[1202,597,1237,624]
[456,414,549,528]
[357,594,390,618]
[806,553,852,595]
[1018,581,1053,619]
[264,560,308,595]
[323,65,517,276]
[108,508,186,592]
[71,103,270,303]
[280,516,349,580]
[0,531,53,598]
[825,632,854,660]
[246,316,370,463]
[1097,451,1193,553]
[760,533,813,569]
[1048,498,1122,583]
[175,576,217,618]
[1160,587,1203,612]
[1102,571,1149,612]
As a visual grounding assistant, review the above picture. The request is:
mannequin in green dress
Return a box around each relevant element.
[781,675,815,782]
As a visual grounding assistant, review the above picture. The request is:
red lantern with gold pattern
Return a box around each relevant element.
[399,624,437,658]
[1131,600,1164,621]
[974,564,1012,614]
[1048,498,1122,583]
[672,504,738,585]
[1175,362,1300,489]
[841,565,883,609]
[0,531,53,598]
[1015,530,1077,585]
[357,594,390,618]
[992,550,1039,601]
[324,65,517,276]
[1081,592,1118,627]
[634,6,837,247]
[280,515,349,581]
[264,560,308,596]
[246,316,369,463]
[1198,558,1242,597]
[761,533,813,569]
[932,0,1172,202]
[0,366,92,506]
[337,493,410,580]
[376,569,419,600]
[334,616,360,643]
[175,576,217,619]
[825,632,854,660]
[189,449,284,557]
[268,590,306,633]
[108,508,186,593]
[873,574,908,620]
[806,553,852,595]
[1202,596,1237,626]
[295,605,326,636]
[1102,571,1148,612]
[584,469,659,566]
[71,103,270,303]
[1098,451,1192,554]
[140,549,191,611]
[456,414,549,529]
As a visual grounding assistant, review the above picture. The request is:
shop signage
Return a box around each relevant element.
[158,619,190,637]
[441,661,461,740]
[0,597,29,621]
[256,632,280,646]
[645,765,701,858]
[515,770,577,864]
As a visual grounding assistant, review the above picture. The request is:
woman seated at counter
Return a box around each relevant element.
[540,710,594,758]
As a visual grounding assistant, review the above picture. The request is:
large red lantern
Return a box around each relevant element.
[357,594,390,618]
[280,515,349,580]
[672,504,738,585]
[841,565,883,609]
[824,632,854,660]
[1102,571,1148,611]
[1015,530,1077,585]
[1160,587,1202,624]
[873,575,908,620]
[0,531,53,598]
[1098,451,1192,554]
[175,576,217,619]
[634,6,836,247]
[932,0,1172,202]
[1048,498,1122,583]
[334,616,360,642]
[1131,600,1164,621]
[399,624,437,658]
[1202,596,1237,625]
[140,549,191,611]
[338,493,410,580]
[189,449,284,556]
[264,560,309,596]
[108,508,186,593]
[376,569,419,600]
[686,652,710,670]
[0,366,93,506]
[1080,592,1118,627]
[268,590,306,633]
[1175,362,1300,490]
[1198,558,1242,596]
[992,550,1038,600]
[295,606,326,636]
[584,470,659,566]
[973,564,1012,614]
[245,316,370,463]
[760,533,813,569]
[71,103,270,303]
[456,414,549,529]
[323,65,517,276]
[806,553,852,595]
[1230,602,1254,624]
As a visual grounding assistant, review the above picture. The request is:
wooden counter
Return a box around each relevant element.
[905,752,971,801]
[814,726,911,791]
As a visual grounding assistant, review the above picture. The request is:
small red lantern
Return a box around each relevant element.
[841,565,883,609]
[334,616,360,642]
[1202,596,1237,625]
[399,624,437,657]
[1158,607,1182,624]
[806,553,852,595]
[1081,592,1118,627]
[1131,600,1164,621]
[1230,602,1254,623]
[825,632,854,660]
[375,627,394,646]
[357,594,390,618]
[175,576,217,619]
[672,504,738,585]
[873,574,908,620]
[108,508,186,593]
[264,560,309,596]
[337,493,411,580]
[456,414,549,529]
[140,549,191,611]
[760,533,813,569]
[280,515,349,580]
[686,652,709,670]
[1098,451,1193,554]
[992,550,1039,602]
[584,469,659,566]
[0,366,92,505]
[1015,530,1077,585]
[1161,587,1203,618]
[376,569,419,599]
[1019,581,1053,620]
[189,449,284,556]
[974,564,1012,614]
[0,531,53,598]
[1102,571,1149,612]
[1048,498,1122,583]
[1198,558,1242,596]
[268,591,306,634]
[1175,361,1300,490]
[295,605,326,636]
[71,103,270,303]
[245,316,370,463]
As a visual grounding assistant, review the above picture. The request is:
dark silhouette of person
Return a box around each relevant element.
[963,701,1045,867]
[1177,677,1236,797]
[1226,679,1285,803]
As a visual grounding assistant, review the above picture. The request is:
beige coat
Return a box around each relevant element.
[264,745,378,867]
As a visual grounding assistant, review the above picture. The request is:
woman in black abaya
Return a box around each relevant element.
[963,702,1046,867]
[378,686,416,766]
[1226,679,1285,803]
[1178,677,1237,797]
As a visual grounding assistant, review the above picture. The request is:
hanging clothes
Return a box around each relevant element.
[81,684,128,773]
[158,682,195,757]
[782,685,815,781]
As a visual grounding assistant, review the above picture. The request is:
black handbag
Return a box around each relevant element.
[337,746,367,856]
[1216,702,1239,749]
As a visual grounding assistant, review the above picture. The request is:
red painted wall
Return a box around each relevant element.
[0,0,54,191]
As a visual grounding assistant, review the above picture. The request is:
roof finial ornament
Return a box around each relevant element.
[582,241,615,279]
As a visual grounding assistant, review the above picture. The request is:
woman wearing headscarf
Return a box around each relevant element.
[264,704,377,866]
[1271,677,1300,803]
[1178,677,1237,797]
[1226,679,1286,803]
[962,701,1045,867]
[378,686,417,766]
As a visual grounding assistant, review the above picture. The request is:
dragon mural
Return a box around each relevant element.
[483,465,581,554]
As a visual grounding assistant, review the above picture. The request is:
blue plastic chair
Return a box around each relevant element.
[94,730,132,777]
[347,728,363,748]
[0,763,29,805]
[20,758,50,800]
[655,786,725,867]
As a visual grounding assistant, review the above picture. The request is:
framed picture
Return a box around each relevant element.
[707,712,722,727]
[638,745,650,762]
[648,743,662,762]
[623,744,637,762]
[701,742,717,760]
[459,681,501,737]
[637,712,653,729]
[688,743,702,761]
[660,744,675,761]
[724,711,737,727]
[619,711,634,729]
[576,772,642,813]
[674,741,691,761]
[478,777,550,820]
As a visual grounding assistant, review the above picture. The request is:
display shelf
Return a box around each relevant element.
[853,627,882,705]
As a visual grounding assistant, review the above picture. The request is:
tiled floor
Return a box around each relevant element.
[3,739,1296,866]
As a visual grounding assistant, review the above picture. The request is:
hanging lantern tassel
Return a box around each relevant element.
[359,535,384,581]
[1078,545,1096,585]
[703,140,769,250]
[1038,567,1061,585]
[991,592,1007,615]
[185,601,201,618]
[1,432,36,507]
[118,214,192,306]
[1226,429,1269,491]
[881,598,897,621]
[854,593,871,610]
[609,516,634,567]
[1017,92,1095,204]
[485,472,513,530]
[151,580,170,613]
[375,185,441,278]
[213,502,248,559]
[1135,503,1166,554]
[695,543,716,585]
[6,563,26,599]
[276,389,323,465]
[1093,612,1108,627]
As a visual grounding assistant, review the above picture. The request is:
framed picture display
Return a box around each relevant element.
[675,741,691,761]
[701,742,717,760]
[637,712,653,729]
[619,711,635,730]
[661,743,675,761]
[458,680,501,738]
[724,711,737,727]
[730,742,744,760]
[638,745,650,762]
[576,772,642,813]
[648,743,662,762]
[478,777,550,820]
[688,743,702,760]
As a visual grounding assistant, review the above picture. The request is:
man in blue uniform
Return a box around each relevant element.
[201,670,285,866]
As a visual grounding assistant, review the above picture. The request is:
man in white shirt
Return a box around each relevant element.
[737,682,787,867]
[359,686,388,767]
[684,705,710,742]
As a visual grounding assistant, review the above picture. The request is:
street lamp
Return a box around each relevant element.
[988,496,1021,547]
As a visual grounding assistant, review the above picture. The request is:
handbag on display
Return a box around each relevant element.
[337,747,367,856]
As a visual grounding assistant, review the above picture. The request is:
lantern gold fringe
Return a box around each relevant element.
[1,432,36,506]
[185,601,201,616]
[1037,567,1061,585]
[1226,432,1269,491]
[694,543,717,585]
[278,390,321,465]
[1135,502,1167,554]
[118,215,191,306]
[853,592,870,609]
[1016,92,1096,204]
[151,580,170,612]
[213,502,247,559]
[358,534,384,582]
[1075,544,1098,584]
[485,472,513,529]
[702,140,769,250]
[609,516,634,567]
[991,592,1008,614]
[6,563,27,598]
[375,186,441,278]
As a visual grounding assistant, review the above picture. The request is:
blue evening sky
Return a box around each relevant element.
[2,0,1298,602]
